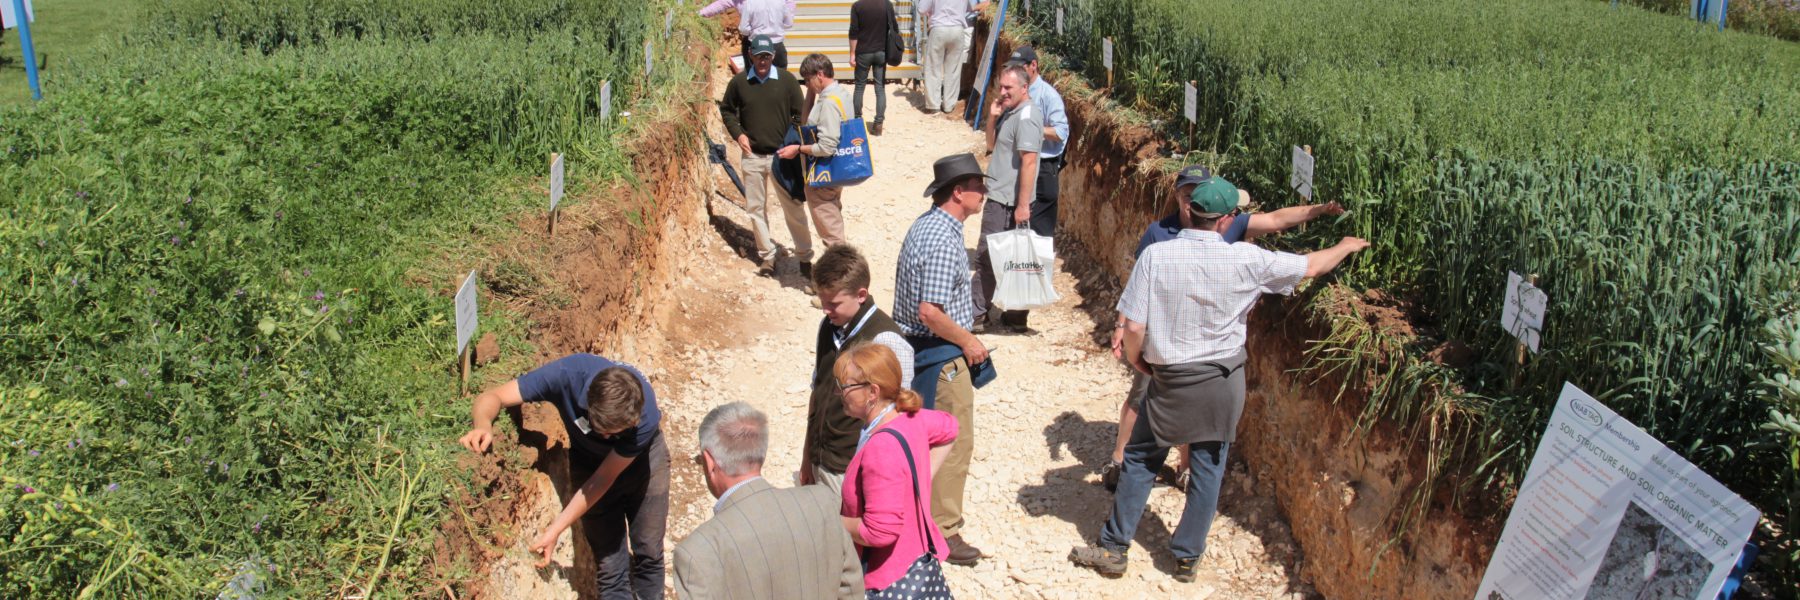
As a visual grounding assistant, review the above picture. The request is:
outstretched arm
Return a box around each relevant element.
[528,451,635,566]
[1244,201,1344,240]
[1303,237,1370,278]
[459,380,524,453]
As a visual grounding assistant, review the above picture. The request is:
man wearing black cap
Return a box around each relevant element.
[1098,165,1346,490]
[892,153,997,566]
[1071,177,1368,583]
[720,35,809,275]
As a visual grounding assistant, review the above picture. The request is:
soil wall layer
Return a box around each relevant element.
[979,29,1497,598]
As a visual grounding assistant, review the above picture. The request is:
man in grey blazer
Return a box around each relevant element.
[675,402,864,599]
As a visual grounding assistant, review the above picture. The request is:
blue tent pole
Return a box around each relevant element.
[10,0,41,100]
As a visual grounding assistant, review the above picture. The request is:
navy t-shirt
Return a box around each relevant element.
[1132,211,1250,258]
[517,353,661,461]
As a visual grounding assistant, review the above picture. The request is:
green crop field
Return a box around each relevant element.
[0,0,136,104]
[1015,0,1800,579]
[0,0,693,596]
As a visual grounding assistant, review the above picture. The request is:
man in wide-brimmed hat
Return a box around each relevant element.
[891,153,998,566]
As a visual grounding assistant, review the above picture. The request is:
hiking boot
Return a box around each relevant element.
[1068,545,1127,577]
[945,534,982,566]
[1174,557,1199,583]
[1099,459,1122,492]
[871,121,884,136]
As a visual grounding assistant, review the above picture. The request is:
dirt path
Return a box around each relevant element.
[650,65,1323,599]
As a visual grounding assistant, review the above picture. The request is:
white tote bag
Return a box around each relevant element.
[986,228,1060,311]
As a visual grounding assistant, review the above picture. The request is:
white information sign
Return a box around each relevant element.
[1183,81,1198,123]
[664,9,674,38]
[1056,8,1063,35]
[454,271,479,356]
[1502,271,1548,354]
[549,153,565,211]
[1477,383,1758,600]
[1102,38,1113,71]
[600,80,613,120]
[1,0,34,29]
[1289,145,1315,198]
[645,40,654,77]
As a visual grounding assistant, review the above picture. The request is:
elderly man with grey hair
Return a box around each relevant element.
[673,402,864,599]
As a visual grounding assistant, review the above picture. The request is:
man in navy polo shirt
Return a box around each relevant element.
[460,354,669,599]
[1099,165,1345,491]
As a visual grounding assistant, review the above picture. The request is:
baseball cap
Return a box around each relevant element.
[1006,46,1039,66]
[1189,177,1246,217]
[1174,165,1213,191]
[749,35,777,57]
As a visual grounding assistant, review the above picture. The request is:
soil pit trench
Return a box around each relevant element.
[455,25,1492,600]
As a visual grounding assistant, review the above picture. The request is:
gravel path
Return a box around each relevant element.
[658,73,1320,599]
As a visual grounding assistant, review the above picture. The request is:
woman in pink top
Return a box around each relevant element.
[835,343,959,596]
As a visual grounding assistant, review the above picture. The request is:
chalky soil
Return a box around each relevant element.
[653,65,1321,599]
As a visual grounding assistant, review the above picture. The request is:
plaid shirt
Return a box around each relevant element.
[1118,229,1308,365]
[893,207,974,337]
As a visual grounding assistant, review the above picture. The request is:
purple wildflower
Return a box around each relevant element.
[234,288,246,298]
[66,440,76,448]
[171,236,181,246]
[106,483,119,492]
[185,196,193,204]
[75,191,88,199]
[115,378,128,387]
[147,287,157,296]
[54,502,64,510]
[28,449,40,457]
[312,290,325,301]
[185,436,193,444]
[318,305,329,314]
[252,522,262,532]
[274,211,283,220]
[23,486,36,494]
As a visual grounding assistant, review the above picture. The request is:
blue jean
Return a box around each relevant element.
[1099,407,1230,562]
[853,51,887,124]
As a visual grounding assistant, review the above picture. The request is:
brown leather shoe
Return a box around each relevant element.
[944,534,982,566]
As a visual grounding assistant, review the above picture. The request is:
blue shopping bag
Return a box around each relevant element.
[800,96,874,188]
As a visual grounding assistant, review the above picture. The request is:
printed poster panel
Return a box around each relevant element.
[1475,383,1758,600]
[549,153,565,211]
[1502,271,1548,353]
[455,271,479,356]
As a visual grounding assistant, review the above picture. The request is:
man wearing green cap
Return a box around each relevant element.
[1070,176,1368,583]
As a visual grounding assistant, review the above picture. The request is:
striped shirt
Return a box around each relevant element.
[1117,229,1308,365]
[893,207,974,337]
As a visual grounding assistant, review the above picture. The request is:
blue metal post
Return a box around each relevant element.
[9,0,41,100]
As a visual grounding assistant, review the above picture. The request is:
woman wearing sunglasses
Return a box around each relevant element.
[835,343,959,599]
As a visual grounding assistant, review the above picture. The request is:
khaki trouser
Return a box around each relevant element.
[811,465,845,497]
[805,185,847,252]
[740,151,812,263]
[923,26,968,113]
[930,356,975,537]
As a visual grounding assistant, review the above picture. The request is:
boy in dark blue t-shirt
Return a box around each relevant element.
[460,353,668,599]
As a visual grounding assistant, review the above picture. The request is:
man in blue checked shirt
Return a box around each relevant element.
[892,153,999,567]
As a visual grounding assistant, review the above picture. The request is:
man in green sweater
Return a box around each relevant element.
[720,35,810,276]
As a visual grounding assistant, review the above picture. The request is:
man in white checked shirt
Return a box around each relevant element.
[1069,176,1369,583]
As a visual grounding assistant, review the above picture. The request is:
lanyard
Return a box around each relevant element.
[856,404,897,453]
[834,305,878,349]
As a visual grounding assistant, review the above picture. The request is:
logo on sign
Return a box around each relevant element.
[1569,398,1604,427]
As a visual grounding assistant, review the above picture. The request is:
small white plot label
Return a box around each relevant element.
[1056,8,1064,35]
[1102,38,1113,71]
[549,153,565,211]
[455,270,479,356]
[1183,81,1198,123]
[1502,271,1547,353]
[645,40,654,77]
[1290,145,1315,198]
[600,80,613,120]
[664,9,674,38]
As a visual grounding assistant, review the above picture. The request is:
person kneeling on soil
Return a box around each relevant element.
[460,354,669,599]
[802,244,916,494]
[1069,177,1367,583]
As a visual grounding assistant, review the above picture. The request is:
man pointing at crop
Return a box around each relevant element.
[1069,177,1367,583]
[460,354,669,599]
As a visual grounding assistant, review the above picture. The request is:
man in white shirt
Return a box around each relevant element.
[698,0,799,69]
[1069,177,1369,583]
[918,0,988,113]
